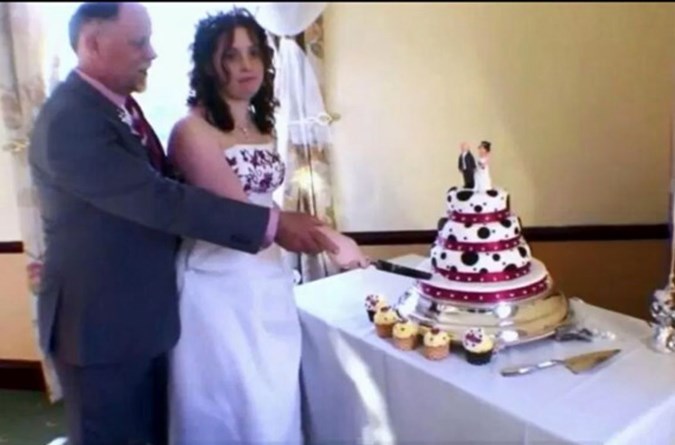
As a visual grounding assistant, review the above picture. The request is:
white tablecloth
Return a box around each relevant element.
[294,254,675,444]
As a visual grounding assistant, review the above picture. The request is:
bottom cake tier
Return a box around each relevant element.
[394,259,571,347]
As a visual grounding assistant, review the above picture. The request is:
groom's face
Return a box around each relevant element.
[95,3,157,95]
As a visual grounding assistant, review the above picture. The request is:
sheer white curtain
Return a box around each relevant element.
[252,3,339,282]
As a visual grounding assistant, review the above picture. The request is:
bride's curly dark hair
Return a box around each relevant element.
[187,8,278,135]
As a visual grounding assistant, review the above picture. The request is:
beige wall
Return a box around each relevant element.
[0,254,39,360]
[325,2,674,232]
[0,149,21,242]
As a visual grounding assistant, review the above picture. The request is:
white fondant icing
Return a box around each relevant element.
[439,215,521,244]
[431,242,531,274]
[446,187,508,215]
[416,258,550,292]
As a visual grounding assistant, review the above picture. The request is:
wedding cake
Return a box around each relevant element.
[422,186,550,304]
[398,185,570,346]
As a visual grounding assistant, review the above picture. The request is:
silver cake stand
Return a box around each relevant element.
[393,263,574,349]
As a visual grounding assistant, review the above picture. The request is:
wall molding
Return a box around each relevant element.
[0,359,45,391]
[345,224,669,246]
[0,224,668,254]
[0,241,24,253]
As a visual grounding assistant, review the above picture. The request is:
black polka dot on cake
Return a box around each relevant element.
[431,258,438,268]
[487,190,498,197]
[518,246,528,258]
[448,235,457,242]
[515,227,520,235]
[479,268,488,274]
[440,252,447,260]
[457,191,473,201]
[504,264,517,272]
[450,266,457,273]
[500,219,512,228]
[464,222,473,229]
[477,227,490,239]
[446,195,452,202]
[474,205,483,213]
[461,252,479,266]
[492,254,501,261]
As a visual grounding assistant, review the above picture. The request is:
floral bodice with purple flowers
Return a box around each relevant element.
[224,143,285,195]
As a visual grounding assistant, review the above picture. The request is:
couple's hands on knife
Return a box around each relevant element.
[314,226,371,271]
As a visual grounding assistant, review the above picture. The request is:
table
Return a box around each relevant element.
[294,254,675,444]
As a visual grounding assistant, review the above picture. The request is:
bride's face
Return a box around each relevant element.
[214,26,264,101]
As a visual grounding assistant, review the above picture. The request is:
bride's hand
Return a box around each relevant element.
[313,226,370,270]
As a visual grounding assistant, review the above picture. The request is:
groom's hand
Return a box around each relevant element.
[276,211,339,255]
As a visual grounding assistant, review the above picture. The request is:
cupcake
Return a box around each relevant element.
[365,293,387,322]
[373,306,398,338]
[422,327,451,360]
[392,318,420,350]
[462,328,495,365]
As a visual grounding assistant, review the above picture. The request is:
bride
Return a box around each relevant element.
[165,9,367,444]
[474,140,492,191]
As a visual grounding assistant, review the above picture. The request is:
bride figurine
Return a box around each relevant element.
[474,140,492,191]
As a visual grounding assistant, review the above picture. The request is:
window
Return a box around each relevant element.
[36,2,250,147]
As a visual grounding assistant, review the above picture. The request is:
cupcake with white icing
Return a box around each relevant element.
[365,293,387,322]
[462,328,495,365]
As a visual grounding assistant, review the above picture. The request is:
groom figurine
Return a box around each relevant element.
[458,142,476,189]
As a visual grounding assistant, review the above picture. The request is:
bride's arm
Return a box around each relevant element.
[167,116,250,203]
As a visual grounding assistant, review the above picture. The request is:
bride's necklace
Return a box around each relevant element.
[236,122,254,140]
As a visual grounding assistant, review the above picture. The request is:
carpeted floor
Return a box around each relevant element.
[0,390,65,445]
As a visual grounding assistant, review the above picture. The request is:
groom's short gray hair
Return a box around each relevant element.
[69,2,121,52]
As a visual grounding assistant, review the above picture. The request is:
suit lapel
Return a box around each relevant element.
[63,72,156,166]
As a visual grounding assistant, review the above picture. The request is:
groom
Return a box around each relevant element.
[28,3,337,444]
[458,141,476,189]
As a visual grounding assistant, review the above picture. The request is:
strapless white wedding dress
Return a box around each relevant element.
[168,142,302,445]
[474,157,492,191]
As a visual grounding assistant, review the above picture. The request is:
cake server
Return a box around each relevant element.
[371,259,433,280]
[500,348,621,377]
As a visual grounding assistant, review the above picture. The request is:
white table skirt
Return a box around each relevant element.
[295,254,675,444]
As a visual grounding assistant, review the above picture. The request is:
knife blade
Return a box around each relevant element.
[500,349,621,377]
[371,259,433,280]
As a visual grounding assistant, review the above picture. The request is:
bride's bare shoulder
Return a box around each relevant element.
[170,107,209,136]
[167,108,238,159]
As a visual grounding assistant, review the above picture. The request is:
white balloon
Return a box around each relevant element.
[253,2,327,37]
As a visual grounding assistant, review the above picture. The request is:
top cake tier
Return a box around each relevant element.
[446,187,509,222]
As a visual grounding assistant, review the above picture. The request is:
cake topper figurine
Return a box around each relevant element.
[475,140,492,191]
[458,142,476,189]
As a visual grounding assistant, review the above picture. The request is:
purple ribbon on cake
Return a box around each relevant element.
[433,263,531,282]
[449,209,510,223]
[438,236,521,252]
[418,276,549,303]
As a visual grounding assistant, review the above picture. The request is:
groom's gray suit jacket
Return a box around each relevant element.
[29,71,271,366]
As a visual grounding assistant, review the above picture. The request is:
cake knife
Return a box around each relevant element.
[371,259,433,280]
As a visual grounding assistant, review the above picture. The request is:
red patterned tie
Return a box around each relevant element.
[124,96,166,173]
